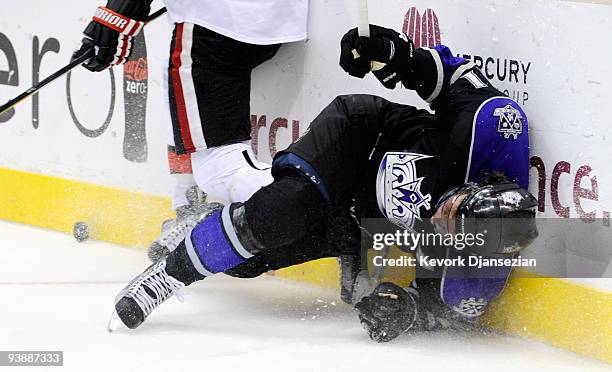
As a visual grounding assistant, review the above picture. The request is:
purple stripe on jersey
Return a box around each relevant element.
[190,210,246,273]
[441,97,530,318]
[433,45,468,81]
[468,97,530,188]
[441,262,512,318]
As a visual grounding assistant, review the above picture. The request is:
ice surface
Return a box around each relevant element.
[0,220,609,372]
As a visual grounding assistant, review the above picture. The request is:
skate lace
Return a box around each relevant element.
[127,261,185,316]
[158,217,198,250]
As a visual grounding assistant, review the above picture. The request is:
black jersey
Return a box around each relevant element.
[230,44,530,281]
[273,45,530,232]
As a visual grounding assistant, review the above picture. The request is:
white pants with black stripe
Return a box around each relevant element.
[192,141,273,203]
[170,142,273,208]
[163,22,279,208]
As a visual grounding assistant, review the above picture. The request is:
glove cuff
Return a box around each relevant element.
[93,6,145,36]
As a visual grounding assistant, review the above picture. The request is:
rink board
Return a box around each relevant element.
[0,166,610,363]
[0,0,611,364]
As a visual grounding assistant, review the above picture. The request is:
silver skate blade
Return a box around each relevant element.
[107,310,127,333]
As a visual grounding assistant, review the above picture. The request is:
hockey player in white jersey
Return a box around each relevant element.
[75,0,309,261]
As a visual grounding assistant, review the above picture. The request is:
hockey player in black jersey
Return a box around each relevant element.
[108,25,538,342]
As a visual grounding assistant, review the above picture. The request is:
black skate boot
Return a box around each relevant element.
[108,259,185,331]
[109,238,208,331]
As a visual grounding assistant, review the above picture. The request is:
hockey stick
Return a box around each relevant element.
[357,0,370,38]
[0,7,168,117]
[352,0,386,71]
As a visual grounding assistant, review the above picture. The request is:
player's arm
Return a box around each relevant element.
[339,25,503,115]
[74,0,153,72]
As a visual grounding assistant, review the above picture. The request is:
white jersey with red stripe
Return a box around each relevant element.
[161,0,309,45]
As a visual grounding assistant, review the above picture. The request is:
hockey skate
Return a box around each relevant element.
[110,216,216,332]
[108,259,185,331]
[148,186,220,262]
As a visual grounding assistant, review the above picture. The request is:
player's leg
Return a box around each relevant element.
[169,23,280,202]
[273,94,393,207]
[152,91,393,265]
[109,172,329,330]
[225,210,360,278]
[220,95,388,275]
[163,36,202,214]
[110,94,394,329]
[112,171,360,328]
[148,24,281,262]
[228,94,392,267]
[148,55,213,262]
[148,53,219,262]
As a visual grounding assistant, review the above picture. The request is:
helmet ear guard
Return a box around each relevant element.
[452,182,538,257]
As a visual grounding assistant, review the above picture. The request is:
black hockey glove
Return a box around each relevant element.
[340,25,416,89]
[74,0,152,72]
[339,28,373,78]
[354,282,417,342]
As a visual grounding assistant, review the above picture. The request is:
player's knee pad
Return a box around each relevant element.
[191,141,273,203]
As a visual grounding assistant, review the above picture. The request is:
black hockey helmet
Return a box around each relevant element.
[435,182,538,257]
